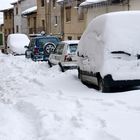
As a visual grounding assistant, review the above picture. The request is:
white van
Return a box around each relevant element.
[77,11,140,92]
[7,33,30,55]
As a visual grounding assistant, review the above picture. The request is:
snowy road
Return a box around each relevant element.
[0,53,140,140]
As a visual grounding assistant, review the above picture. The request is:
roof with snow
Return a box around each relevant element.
[21,6,37,16]
[80,0,107,7]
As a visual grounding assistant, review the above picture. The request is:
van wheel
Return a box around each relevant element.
[98,78,109,93]
[48,60,52,67]
[78,68,80,79]
[79,70,85,83]
[58,62,65,72]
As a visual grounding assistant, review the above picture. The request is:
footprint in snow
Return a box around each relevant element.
[127,106,140,111]
[95,130,120,140]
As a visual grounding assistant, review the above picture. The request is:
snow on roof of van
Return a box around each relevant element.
[80,0,107,7]
[7,33,30,54]
[79,11,140,55]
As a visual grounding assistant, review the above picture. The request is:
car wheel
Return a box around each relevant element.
[78,68,81,79]
[48,60,52,67]
[44,42,56,56]
[25,50,31,58]
[58,62,65,72]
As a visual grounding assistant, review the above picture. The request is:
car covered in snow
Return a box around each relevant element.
[25,35,60,61]
[48,40,79,72]
[7,33,30,55]
[77,11,140,92]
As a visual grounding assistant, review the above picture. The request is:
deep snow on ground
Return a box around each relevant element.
[0,53,140,140]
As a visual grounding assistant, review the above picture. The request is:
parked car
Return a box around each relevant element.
[25,35,60,61]
[7,33,30,55]
[48,40,79,72]
[77,11,140,92]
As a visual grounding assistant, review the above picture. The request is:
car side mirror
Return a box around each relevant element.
[77,51,79,56]
[24,45,29,49]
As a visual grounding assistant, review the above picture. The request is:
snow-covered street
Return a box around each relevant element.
[0,52,140,140]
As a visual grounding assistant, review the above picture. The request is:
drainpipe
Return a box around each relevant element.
[128,0,130,10]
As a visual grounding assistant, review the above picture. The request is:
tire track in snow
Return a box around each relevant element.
[15,100,43,140]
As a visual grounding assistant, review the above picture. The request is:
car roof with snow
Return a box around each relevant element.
[61,40,79,44]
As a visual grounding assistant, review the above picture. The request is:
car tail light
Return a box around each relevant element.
[34,48,39,54]
[64,55,72,62]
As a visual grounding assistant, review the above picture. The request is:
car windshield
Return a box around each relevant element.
[68,44,78,54]
[37,37,60,48]
[54,44,64,55]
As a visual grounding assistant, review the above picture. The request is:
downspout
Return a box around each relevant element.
[128,0,130,10]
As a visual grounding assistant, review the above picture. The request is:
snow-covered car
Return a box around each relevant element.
[25,35,60,61]
[7,33,30,55]
[48,40,79,72]
[77,11,140,92]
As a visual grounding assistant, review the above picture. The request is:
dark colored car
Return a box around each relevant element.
[25,35,60,61]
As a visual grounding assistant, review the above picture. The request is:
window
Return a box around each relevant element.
[5,29,7,35]
[33,17,36,28]
[41,0,45,7]
[77,36,81,40]
[42,20,45,30]
[28,18,30,26]
[16,25,19,33]
[54,16,57,25]
[78,10,84,20]
[16,7,18,15]
[9,12,12,19]
[53,0,56,7]
[67,36,72,40]
[5,12,7,19]
[65,7,71,22]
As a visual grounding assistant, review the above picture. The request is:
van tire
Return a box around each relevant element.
[58,62,65,72]
[48,60,52,67]
[98,77,109,93]
[79,70,85,84]
[78,68,80,79]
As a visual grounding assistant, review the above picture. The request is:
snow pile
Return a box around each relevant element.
[0,53,140,140]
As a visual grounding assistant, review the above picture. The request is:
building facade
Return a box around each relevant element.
[11,0,36,34]
[79,0,140,26]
